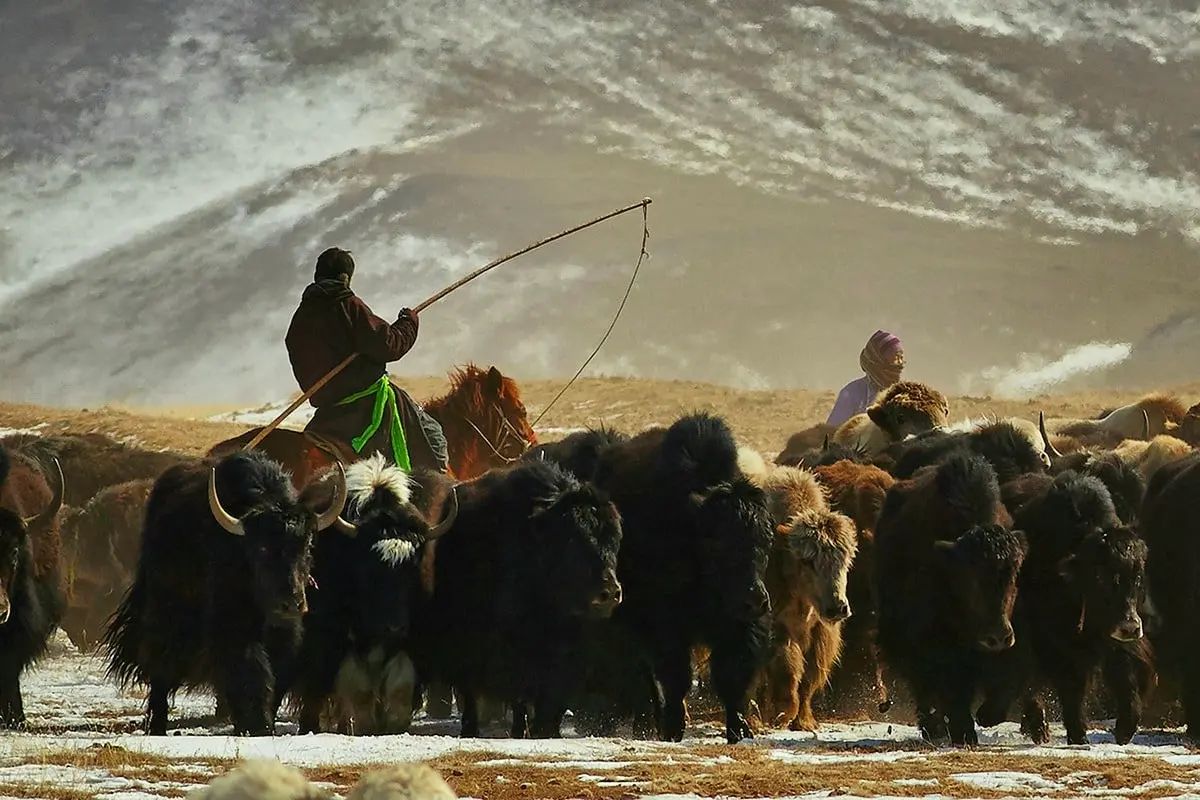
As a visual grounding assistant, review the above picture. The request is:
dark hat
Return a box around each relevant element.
[315,247,355,280]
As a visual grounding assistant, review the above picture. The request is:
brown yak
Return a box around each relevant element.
[812,459,896,717]
[743,462,858,731]
[832,382,949,458]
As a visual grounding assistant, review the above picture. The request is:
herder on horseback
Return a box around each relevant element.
[285,247,449,473]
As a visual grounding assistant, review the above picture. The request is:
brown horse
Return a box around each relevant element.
[208,365,537,487]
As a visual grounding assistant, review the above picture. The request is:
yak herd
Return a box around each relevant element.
[1,380,1200,749]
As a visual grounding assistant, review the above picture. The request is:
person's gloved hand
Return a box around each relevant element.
[397,307,419,330]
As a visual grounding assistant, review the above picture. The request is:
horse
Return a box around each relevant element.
[208,365,537,486]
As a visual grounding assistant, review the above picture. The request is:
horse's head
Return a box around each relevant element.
[432,365,538,478]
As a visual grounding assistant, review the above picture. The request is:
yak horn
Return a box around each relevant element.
[23,458,65,528]
[208,468,245,536]
[316,463,350,533]
[1141,409,1151,441]
[333,515,358,538]
[1039,412,1065,460]
[428,486,459,539]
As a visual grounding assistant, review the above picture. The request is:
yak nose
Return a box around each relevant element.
[1112,616,1144,642]
[825,600,852,623]
[592,572,624,612]
[979,626,1016,652]
[0,603,9,626]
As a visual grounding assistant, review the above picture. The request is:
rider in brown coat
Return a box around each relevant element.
[285,247,448,473]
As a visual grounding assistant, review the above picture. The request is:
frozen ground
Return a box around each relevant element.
[0,636,1197,799]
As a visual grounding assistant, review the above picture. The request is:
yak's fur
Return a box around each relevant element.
[812,460,895,716]
[292,455,431,735]
[752,466,858,732]
[1142,453,1200,739]
[0,445,65,728]
[875,452,1025,745]
[412,460,623,739]
[888,421,1046,484]
[104,451,328,735]
[833,382,950,456]
[580,413,773,744]
[981,472,1152,745]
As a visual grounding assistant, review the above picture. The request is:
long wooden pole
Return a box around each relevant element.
[243,197,652,450]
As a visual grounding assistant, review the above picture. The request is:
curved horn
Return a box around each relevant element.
[428,486,459,539]
[1141,409,1151,441]
[23,458,65,528]
[316,463,349,532]
[821,435,830,452]
[1039,412,1065,460]
[208,468,245,536]
[333,515,358,538]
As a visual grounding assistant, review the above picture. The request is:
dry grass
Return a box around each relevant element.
[2,376,1197,458]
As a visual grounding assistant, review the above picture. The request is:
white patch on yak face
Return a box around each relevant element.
[372,538,417,567]
[345,453,412,512]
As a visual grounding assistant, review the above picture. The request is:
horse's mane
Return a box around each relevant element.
[424,364,523,418]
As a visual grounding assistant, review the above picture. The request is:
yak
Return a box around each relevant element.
[522,427,628,481]
[291,455,456,735]
[832,381,949,458]
[1,433,186,506]
[411,460,623,739]
[577,413,773,744]
[980,472,1151,745]
[875,452,1026,745]
[1142,453,1200,739]
[749,465,857,732]
[0,445,66,728]
[104,451,349,735]
[58,478,153,651]
[887,421,1047,484]
[811,459,895,717]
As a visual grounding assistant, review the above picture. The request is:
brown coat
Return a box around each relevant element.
[285,281,418,408]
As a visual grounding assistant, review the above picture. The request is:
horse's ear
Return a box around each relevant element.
[486,366,504,396]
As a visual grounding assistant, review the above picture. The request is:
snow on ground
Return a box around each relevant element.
[1,642,1198,798]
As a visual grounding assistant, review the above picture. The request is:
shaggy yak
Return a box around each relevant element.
[580,413,773,744]
[811,458,895,716]
[411,460,623,738]
[1042,394,1185,450]
[832,381,950,458]
[1142,453,1200,739]
[747,464,857,731]
[0,446,65,728]
[875,452,1027,745]
[58,479,153,651]
[291,455,456,735]
[887,421,1047,484]
[522,427,629,481]
[104,451,349,735]
[1,433,187,506]
[979,472,1152,745]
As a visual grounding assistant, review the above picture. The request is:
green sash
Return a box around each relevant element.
[336,375,411,471]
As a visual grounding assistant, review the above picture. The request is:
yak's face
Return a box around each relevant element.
[1062,526,1146,642]
[353,506,429,643]
[530,486,623,619]
[934,524,1027,652]
[0,512,26,626]
[694,479,773,622]
[777,512,857,623]
[240,508,316,621]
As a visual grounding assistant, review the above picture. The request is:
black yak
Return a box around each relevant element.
[875,452,1027,745]
[887,421,1046,484]
[104,451,349,735]
[582,413,774,744]
[1142,453,1200,739]
[980,472,1152,745]
[292,455,455,735]
[412,460,623,738]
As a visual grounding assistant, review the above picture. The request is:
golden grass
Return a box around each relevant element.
[2,376,1197,458]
